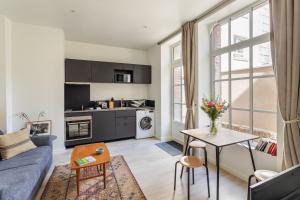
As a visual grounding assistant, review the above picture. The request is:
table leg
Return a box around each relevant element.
[180,135,191,178]
[103,163,106,189]
[216,146,220,200]
[76,169,80,196]
[247,141,256,171]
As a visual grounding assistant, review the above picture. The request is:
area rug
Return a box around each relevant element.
[155,141,183,156]
[41,155,146,200]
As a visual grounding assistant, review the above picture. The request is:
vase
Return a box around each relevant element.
[209,119,218,135]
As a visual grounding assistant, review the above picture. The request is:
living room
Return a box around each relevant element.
[0,0,299,200]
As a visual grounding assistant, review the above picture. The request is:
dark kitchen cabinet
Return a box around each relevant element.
[133,65,151,84]
[65,59,91,82]
[91,61,115,83]
[116,116,136,139]
[92,111,116,142]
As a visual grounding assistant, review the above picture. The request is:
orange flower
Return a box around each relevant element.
[216,105,223,112]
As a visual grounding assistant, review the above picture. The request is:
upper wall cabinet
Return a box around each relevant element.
[65,59,91,82]
[133,65,151,84]
[65,59,151,84]
[91,61,114,83]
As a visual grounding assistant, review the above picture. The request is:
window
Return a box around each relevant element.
[172,42,186,123]
[211,1,277,140]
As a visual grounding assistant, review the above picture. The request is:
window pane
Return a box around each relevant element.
[173,86,181,103]
[253,77,277,112]
[253,112,277,139]
[182,86,186,104]
[253,3,270,37]
[220,111,229,129]
[231,79,250,108]
[231,13,250,44]
[173,45,181,60]
[231,47,250,78]
[253,42,273,76]
[232,110,250,133]
[214,53,229,80]
[173,67,182,85]
[214,81,229,102]
[182,105,187,123]
[213,23,229,49]
[173,104,181,122]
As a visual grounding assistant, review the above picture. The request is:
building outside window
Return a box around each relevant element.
[211,1,277,140]
[171,42,186,124]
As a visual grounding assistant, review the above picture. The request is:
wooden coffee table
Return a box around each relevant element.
[70,143,111,196]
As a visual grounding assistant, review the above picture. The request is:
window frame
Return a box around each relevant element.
[171,41,186,124]
[210,0,277,139]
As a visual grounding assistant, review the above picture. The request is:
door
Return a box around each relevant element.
[65,59,91,82]
[91,61,115,83]
[171,42,185,142]
[92,111,116,142]
[116,116,136,138]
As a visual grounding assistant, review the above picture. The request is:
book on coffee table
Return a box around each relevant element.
[76,156,96,166]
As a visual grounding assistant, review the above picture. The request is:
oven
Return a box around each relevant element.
[65,116,92,141]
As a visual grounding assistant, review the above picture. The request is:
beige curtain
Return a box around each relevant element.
[270,0,300,168]
[182,21,196,150]
[182,21,196,130]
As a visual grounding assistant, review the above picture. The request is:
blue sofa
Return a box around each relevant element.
[0,135,53,200]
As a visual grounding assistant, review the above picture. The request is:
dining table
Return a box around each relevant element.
[180,127,259,200]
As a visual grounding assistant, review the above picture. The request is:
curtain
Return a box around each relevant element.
[182,21,196,130]
[182,21,196,150]
[270,0,300,168]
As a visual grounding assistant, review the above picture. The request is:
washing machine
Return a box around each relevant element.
[136,109,155,139]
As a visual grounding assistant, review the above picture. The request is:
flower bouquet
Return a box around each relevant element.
[201,97,229,135]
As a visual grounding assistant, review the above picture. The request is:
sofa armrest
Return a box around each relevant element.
[30,135,53,148]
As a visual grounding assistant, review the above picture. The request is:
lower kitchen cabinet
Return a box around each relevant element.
[116,116,136,139]
[92,111,116,142]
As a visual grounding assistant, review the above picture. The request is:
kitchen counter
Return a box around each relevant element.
[64,106,154,114]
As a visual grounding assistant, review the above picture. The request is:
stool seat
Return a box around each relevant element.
[254,170,278,181]
[180,156,203,168]
[189,140,206,148]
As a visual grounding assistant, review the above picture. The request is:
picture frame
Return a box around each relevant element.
[27,120,52,135]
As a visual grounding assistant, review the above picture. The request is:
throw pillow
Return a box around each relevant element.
[0,130,3,135]
[0,128,36,160]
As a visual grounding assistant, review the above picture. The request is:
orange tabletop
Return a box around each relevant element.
[70,143,111,170]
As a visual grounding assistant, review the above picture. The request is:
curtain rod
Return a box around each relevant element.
[157,0,236,45]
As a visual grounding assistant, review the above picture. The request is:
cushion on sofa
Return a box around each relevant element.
[0,146,52,171]
[0,164,43,200]
[0,128,36,160]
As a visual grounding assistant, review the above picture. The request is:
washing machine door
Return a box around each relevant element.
[139,116,152,130]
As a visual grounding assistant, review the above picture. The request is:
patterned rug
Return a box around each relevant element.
[41,155,146,200]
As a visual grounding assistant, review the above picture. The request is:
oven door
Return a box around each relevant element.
[65,120,92,141]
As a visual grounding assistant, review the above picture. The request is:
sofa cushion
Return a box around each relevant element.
[0,146,52,171]
[0,128,36,160]
[0,164,42,200]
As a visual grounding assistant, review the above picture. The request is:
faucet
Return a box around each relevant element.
[120,98,124,108]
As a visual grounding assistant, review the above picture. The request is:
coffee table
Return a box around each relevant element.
[70,143,111,196]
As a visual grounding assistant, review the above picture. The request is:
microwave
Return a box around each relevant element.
[115,73,132,83]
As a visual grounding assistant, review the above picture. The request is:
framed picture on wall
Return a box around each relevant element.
[27,120,52,136]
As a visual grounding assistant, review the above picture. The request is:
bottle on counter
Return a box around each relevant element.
[109,97,114,109]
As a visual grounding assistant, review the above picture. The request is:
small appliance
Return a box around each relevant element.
[114,72,132,83]
[136,110,155,139]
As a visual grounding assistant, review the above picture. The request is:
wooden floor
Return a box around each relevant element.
[36,138,247,200]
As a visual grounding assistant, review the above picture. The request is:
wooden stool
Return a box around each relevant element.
[174,156,210,200]
[181,140,208,186]
[247,170,278,200]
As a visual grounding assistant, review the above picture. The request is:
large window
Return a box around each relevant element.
[211,1,277,140]
[172,42,186,124]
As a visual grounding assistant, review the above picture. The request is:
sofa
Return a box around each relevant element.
[0,135,53,200]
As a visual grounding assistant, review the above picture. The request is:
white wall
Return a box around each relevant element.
[0,16,12,133]
[65,40,150,100]
[148,45,162,138]
[90,83,148,100]
[11,22,65,150]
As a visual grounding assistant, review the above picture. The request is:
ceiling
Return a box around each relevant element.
[0,0,223,50]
